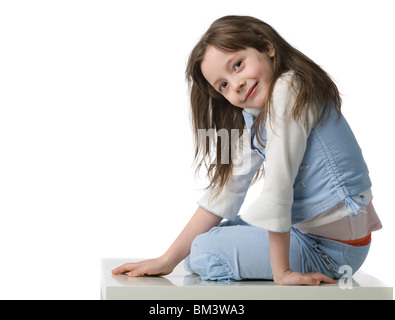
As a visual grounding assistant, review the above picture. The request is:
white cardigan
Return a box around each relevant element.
[198,77,381,239]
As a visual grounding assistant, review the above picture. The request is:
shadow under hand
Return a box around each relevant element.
[112,274,175,287]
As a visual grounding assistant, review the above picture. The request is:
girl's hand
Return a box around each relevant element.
[111,207,222,278]
[111,256,174,277]
[274,269,336,286]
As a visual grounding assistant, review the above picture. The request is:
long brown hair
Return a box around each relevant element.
[186,15,341,196]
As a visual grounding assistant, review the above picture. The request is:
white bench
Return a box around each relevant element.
[101,258,393,300]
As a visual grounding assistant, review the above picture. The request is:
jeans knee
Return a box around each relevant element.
[188,232,237,281]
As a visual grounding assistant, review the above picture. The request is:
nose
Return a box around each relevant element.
[231,78,246,92]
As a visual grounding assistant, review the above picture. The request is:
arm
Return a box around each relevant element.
[269,231,335,285]
[112,206,222,276]
[241,78,312,231]
[112,125,261,277]
[242,77,334,284]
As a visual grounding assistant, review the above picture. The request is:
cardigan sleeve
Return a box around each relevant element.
[240,76,316,232]
[197,129,264,221]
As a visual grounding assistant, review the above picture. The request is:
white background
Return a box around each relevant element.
[0,0,394,299]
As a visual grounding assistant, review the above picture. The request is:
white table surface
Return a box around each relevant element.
[101,258,393,300]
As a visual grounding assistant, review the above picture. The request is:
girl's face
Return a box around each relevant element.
[201,44,275,109]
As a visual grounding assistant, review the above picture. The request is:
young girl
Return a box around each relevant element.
[112,15,382,285]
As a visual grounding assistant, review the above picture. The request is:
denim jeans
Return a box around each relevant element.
[184,216,370,281]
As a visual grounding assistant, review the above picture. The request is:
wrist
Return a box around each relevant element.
[161,252,180,269]
[268,231,291,283]
[273,268,293,284]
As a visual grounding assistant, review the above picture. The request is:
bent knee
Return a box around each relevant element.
[188,231,239,281]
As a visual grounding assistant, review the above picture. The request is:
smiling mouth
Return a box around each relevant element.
[245,82,258,101]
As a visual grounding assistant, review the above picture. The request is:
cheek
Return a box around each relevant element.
[223,91,233,101]
[222,92,236,106]
[226,95,243,108]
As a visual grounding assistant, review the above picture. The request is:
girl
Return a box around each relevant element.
[112,15,382,285]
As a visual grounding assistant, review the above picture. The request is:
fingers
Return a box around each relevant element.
[289,273,319,286]
[111,262,141,275]
[300,275,320,286]
[112,261,151,277]
[301,272,336,286]
[111,263,132,275]
[311,272,336,284]
[128,265,146,277]
[277,271,337,286]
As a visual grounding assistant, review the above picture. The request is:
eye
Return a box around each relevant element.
[219,82,228,92]
[234,60,242,71]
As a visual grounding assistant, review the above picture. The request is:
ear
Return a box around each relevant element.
[265,41,275,57]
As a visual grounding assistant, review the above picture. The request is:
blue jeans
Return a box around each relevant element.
[184,216,370,281]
